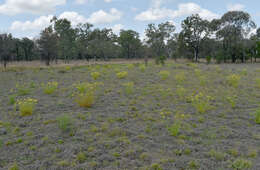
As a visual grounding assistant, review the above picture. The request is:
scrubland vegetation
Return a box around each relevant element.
[0,61,260,170]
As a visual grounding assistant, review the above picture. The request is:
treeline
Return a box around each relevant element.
[1,11,260,67]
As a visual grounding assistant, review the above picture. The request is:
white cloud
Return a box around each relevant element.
[10,8,123,37]
[110,24,124,34]
[87,8,123,24]
[227,3,245,11]
[59,11,87,26]
[0,0,66,15]
[10,15,53,31]
[75,0,86,4]
[104,0,112,2]
[135,2,219,21]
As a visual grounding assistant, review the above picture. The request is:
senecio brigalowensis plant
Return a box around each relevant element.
[17,98,38,116]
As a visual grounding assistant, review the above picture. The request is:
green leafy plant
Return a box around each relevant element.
[116,71,128,79]
[227,95,237,109]
[206,56,212,64]
[17,98,38,116]
[168,121,181,137]
[159,70,170,80]
[91,72,101,80]
[57,114,73,132]
[43,81,58,95]
[230,158,252,170]
[191,92,212,114]
[254,109,260,124]
[122,82,134,95]
[155,55,167,65]
[227,74,240,88]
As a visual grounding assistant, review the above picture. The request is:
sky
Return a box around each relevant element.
[0,0,259,39]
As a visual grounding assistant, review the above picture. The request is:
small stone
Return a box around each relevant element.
[0,128,7,135]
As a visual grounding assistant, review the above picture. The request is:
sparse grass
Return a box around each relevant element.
[122,82,134,95]
[168,121,181,137]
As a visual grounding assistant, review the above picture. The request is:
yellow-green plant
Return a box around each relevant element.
[254,109,260,124]
[139,64,146,72]
[91,72,101,80]
[168,121,181,137]
[176,86,186,99]
[122,82,134,95]
[73,82,103,108]
[116,71,128,79]
[227,95,237,109]
[175,72,186,84]
[255,78,260,88]
[159,70,170,80]
[227,74,240,88]
[191,92,212,114]
[17,98,38,116]
[43,81,58,94]
[230,158,252,170]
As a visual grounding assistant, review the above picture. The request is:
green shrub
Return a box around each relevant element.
[159,70,170,80]
[155,55,167,65]
[91,72,101,80]
[43,81,58,95]
[17,98,38,116]
[57,115,73,132]
[227,74,240,88]
[116,71,128,79]
[122,82,134,95]
[254,109,260,124]
[168,121,181,137]
[230,158,252,170]
[206,56,212,64]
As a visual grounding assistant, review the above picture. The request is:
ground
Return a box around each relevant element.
[0,61,260,170]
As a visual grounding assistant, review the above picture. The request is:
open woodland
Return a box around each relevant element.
[0,10,260,170]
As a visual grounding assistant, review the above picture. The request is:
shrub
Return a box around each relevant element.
[17,98,38,116]
[91,72,101,80]
[155,55,167,65]
[43,81,58,95]
[76,152,87,163]
[139,64,146,72]
[75,91,95,108]
[230,158,252,170]
[206,56,212,64]
[254,109,260,124]
[227,74,240,88]
[255,78,260,88]
[191,92,212,114]
[8,162,19,170]
[117,71,128,79]
[9,94,16,105]
[57,114,73,132]
[159,70,170,80]
[175,72,186,84]
[122,82,134,95]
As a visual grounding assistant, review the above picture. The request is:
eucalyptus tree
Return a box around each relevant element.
[88,28,118,60]
[180,14,211,62]
[216,11,256,63]
[118,29,142,59]
[75,23,93,60]
[37,26,58,66]
[51,17,77,63]
[145,21,175,58]
[0,33,15,68]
